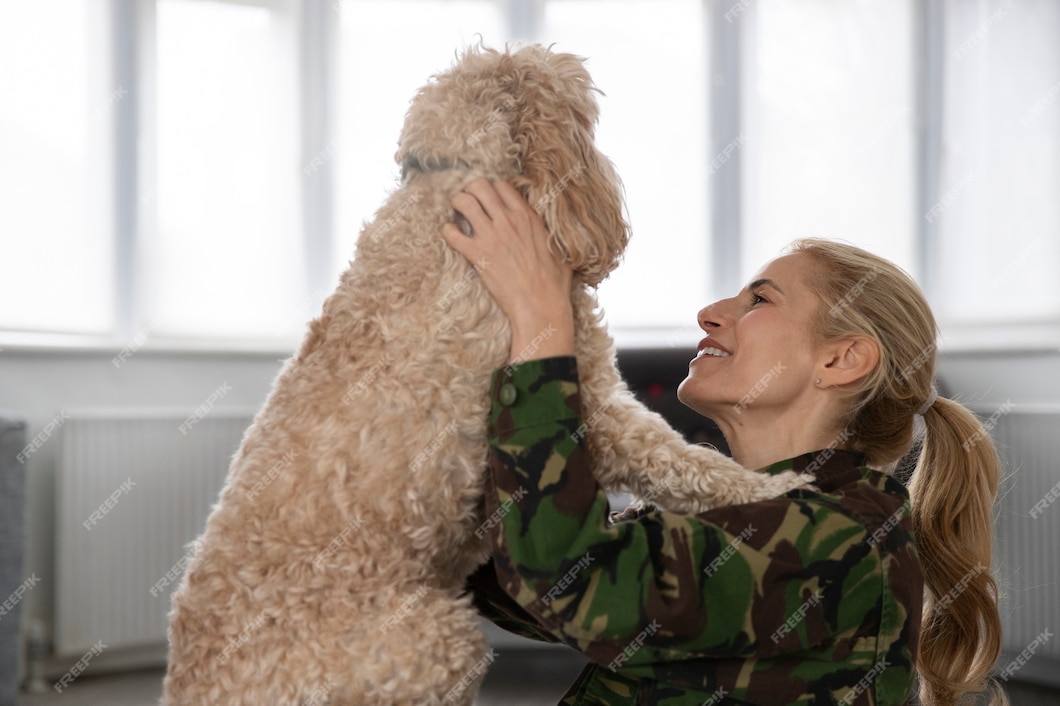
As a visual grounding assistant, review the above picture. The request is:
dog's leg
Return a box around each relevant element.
[570,287,810,514]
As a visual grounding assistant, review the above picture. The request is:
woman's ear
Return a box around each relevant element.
[818,336,880,387]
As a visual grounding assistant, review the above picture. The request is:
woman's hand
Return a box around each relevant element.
[441,178,575,364]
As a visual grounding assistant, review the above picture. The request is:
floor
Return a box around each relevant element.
[17,649,589,706]
[16,649,1060,705]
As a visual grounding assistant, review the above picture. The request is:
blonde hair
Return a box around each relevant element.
[787,238,1006,706]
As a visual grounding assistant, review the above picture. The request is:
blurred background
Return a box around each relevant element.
[0,0,1057,703]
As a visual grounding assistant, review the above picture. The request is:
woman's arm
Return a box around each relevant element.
[482,355,886,673]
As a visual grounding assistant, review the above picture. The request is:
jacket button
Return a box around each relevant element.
[499,383,518,406]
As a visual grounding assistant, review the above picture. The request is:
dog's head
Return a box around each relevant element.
[396,43,630,286]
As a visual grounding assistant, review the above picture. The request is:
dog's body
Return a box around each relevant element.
[162,45,806,705]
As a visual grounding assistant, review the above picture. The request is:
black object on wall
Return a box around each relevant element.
[615,347,732,457]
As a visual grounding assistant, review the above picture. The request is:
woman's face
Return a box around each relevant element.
[677,252,827,421]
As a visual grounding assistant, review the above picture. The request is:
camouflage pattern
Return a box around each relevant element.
[468,356,923,705]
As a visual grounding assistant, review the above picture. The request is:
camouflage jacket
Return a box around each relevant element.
[467,357,923,705]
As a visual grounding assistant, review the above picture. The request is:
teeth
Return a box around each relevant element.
[698,347,731,358]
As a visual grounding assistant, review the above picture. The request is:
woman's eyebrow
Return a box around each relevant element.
[747,278,785,296]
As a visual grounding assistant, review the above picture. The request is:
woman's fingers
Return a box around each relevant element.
[491,179,533,214]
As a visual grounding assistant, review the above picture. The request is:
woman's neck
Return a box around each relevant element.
[711,403,847,471]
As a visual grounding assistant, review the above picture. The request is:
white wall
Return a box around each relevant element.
[2,346,289,675]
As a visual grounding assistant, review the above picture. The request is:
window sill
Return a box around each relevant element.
[0,331,300,358]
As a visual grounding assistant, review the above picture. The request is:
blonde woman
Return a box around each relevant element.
[445,179,1004,705]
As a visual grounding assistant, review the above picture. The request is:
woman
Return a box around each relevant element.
[443,179,1005,705]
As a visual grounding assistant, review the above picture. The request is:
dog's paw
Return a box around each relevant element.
[751,470,817,501]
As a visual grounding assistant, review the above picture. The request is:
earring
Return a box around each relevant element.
[815,378,821,385]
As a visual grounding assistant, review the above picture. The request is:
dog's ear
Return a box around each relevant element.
[507,49,631,288]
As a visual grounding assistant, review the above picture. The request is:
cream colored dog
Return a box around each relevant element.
[162,44,806,705]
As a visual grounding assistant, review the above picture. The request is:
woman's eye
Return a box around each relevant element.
[750,292,767,306]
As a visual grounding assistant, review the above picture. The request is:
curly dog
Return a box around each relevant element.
[162,43,806,705]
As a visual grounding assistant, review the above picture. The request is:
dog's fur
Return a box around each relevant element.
[162,44,807,705]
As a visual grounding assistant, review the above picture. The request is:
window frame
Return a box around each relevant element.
[1,0,1056,353]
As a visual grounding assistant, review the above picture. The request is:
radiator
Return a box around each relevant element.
[980,405,1060,680]
[52,406,1059,677]
[56,411,254,655]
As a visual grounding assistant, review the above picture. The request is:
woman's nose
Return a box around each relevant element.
[698,302,724,331]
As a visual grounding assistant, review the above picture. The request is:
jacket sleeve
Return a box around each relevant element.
[482,356,887,673]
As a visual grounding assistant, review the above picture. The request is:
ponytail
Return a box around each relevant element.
[909,399,1007,706]
[786,238,1008,705]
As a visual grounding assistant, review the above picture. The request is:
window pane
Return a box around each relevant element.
[333,1,505,278]
[154,0,302,339]
[545,0,711,330]
[936,0,1060,325]
[742,0,916,277]
[0,2,113,334]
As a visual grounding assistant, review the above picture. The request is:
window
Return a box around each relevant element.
[934,0,1060,326]
[152,0,303,339]
[2,0,1057,347]
[0,2,113,334]
[333,0,711,332]
[333,0,505,284]
[741,0,917,276]
[545,0,711,329]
